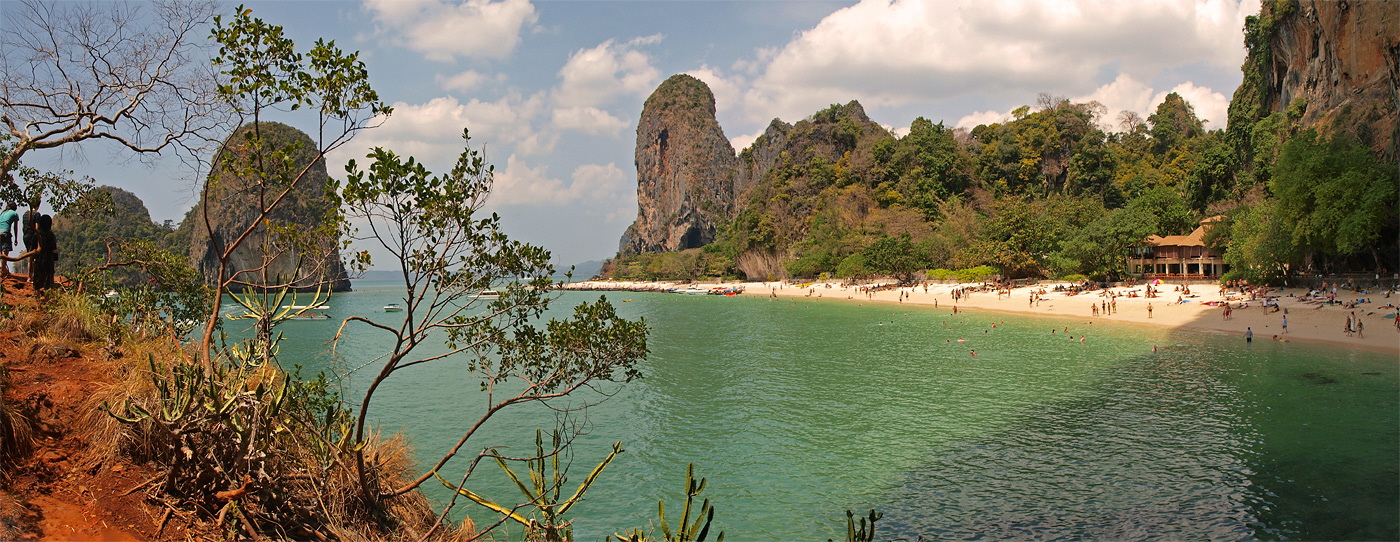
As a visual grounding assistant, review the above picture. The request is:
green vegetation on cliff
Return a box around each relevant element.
[606,5,1398,285]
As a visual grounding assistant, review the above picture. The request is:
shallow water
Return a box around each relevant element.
[238,279,1399,540]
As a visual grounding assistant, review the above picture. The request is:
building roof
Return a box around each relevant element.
[1145,216,1224,248]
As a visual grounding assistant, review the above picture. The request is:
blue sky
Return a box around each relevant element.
[19,0,1259,268]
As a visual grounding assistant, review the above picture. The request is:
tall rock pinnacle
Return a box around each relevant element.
[619,74,738,254]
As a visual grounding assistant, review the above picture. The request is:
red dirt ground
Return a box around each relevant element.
[0,275,205,540]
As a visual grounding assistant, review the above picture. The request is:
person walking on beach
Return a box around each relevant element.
[1245,327,1253,343]
[1281,315,1288,334]
[0,202,16,278]
[1147,303,1153,318]
[1356,317,1364,338]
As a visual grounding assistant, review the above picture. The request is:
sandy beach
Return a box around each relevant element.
[562,279,1400,355]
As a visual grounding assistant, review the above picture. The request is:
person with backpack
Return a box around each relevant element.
[0,202,17,278]
[3,214,57,291]
[19,204,40,284]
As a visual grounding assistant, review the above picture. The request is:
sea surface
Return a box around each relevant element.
[229,277,1399,540]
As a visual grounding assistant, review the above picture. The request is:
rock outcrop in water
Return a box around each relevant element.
[189,122,350,292]
[620,74,739,254]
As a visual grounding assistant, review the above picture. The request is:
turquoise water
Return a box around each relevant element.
[234,279,1399,540]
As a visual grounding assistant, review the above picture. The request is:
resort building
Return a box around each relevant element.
[1128,216,1228,278]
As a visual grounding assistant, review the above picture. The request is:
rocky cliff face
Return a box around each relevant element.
[189,122,350,292]
[619,76,893,256]
[735,118,791,198]
[1269,0,1399,157]
[620,75,739,254]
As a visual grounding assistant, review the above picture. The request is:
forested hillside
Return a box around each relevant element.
[606,0,1398,285]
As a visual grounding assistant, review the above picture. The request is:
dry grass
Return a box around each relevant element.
[78,338,180,465]
[325,431,464,541]
[0,368,34,474]
[0,491,39,539]
[47,293,103,343]
[23,290,467,540]
[6,303,45,337]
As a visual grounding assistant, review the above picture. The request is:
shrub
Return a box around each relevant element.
[954,265,999,282]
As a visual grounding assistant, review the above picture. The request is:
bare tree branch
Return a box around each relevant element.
[1,0,232,188]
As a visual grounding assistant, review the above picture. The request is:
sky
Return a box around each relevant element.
[18,0,1261,268]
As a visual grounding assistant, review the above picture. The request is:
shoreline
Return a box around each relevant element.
[560,279,1400,356]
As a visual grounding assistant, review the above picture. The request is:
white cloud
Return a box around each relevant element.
[552,106,627,136]
[685,66,745,114]
[885,124,912,138]
[364,0,538,61]
[554,35,662,108]
[1072,73,1158,128]
[731,47,778,77]
[491,158,630,207]
[729,129,764,154]
[1153,82,1231,130]
[739,0,1257,123]
[435,70,506,92]
[492,155,563,206]
[571,163,627,197]
[514,131,560,157]
[326,93,545,173]
[1075,74,1231,131]
[954,110,1013,130]
[952,74,1232,133]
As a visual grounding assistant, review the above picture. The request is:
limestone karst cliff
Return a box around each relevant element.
[619,74,890,256]
[620,74,739,254]
[609,3,1395,283]
[1235,0,1399,158]
[189,122,350,292]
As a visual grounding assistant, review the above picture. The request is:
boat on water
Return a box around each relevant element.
[383,303,404,312]
[288,312,332,320]
[473,290,501,300]
[679,287,710,295]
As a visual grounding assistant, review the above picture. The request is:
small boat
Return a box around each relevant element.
[288,312,331,320]
[383,303,404,312]
[473,290,501,300]
[679,287,709,295]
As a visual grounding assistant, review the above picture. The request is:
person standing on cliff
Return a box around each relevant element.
[2,214,57,291]
[19,202,40,285]
[0,202,17,278]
